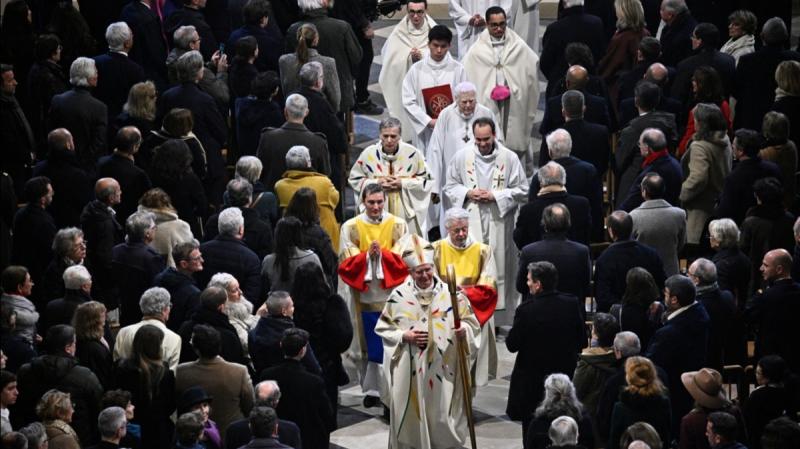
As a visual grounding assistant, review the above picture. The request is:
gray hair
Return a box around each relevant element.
[794,217,800,237]
[379,116,402,132]
[286,145,312,169]
[299,61,323,88]
[208,272,237,290]
[18,422,47,449]
[454,81,477,98]
[690,258,717,285]
[562,0,584,7]
[534,373,583,419]
[537,161,566,187]
[70,57,97,87]
[546,129,572,159]
[173,239,200,264]
[266,291,292,316]
[224,298,254,321]
[52,227,84,257]
[298,0,325,11]
[218,207,244,237]
[126,211,156,242]
[629,441,653,449]
[175,50,204,83]
[139,287,171,316]
[661,0,688,14]
[255,380,281,407]
[285,93,309,120]
[561,90,585,119]
[226,178,253,208]
[106,22,132,52]
[549,416,580,446]
[542,203,571,233]
[613,331,641,357]
[173,25,198,50]
[63,265,91,290]
[235,156,263,184]
[444,207,471,228]
[708,218,740,249]
[97,406,127,439]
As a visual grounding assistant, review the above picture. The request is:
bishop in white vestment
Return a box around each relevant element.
[449,0,514,59]
[443,117,528,326]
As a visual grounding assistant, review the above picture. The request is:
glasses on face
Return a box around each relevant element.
[488,21,506,28]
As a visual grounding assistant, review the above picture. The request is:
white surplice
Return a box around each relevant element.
[401,52,467,153]
[463,28,540,174]
[443,142,528,326]
[448,0,514,60]
[511,0,541,52]
[379,14,436,142]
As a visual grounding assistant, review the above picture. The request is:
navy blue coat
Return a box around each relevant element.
[197,235,262,302]
[235,97,283,156]
[670,49,736,105]
[540,119,611,176]
[618,95,683,128]
[32,149,93,228]
[225,416,302,449]
[80,200,123,309]
[540,93,612,142]
[48,88,108,172]
[514,191,592,248]
[516,234,592,305]
[227,24,282,73]
[111,241,166,326]
[248,315,322,375]
[594,240,666,312]
[92,52,146,122]
[734,46,800,131]
[746,278,800,374]
[154,266,202,332]
[618,153,683,212]
[11,204,56,285]
[178,307,248,366]
[658,11,697,67]
[96,153,152,225]
[697,287,736,372]
[715,158,782,225]
[120,1,169,89]
[204,206,273,260]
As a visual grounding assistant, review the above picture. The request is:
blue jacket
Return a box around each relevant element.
[197,235,262,302]
[154,267,201,332]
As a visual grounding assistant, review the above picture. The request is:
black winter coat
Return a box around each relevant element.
[75,338,113,389]
[80,200,123,308]
[515,191,592,248]
[153,267,201,332]
[178,307,247,366]
[594,240,666,312]
[32,148,93,228]
[197,235,262,302]
[96,153,152,225]
[204,207,273,260]
[112,242,167,326]
[113,359,176,449]
[48,87,108,173]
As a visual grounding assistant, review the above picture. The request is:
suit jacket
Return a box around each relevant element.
[197,235,262,304]
[658,11,698,67]
[164,6,217,60]
[96,153,152,224]
[530,156,604,242]
[618,152,683,212]
[594,239,666,312]
[514,190,592,248]
[734,46,800,131]
[92,52,146,122]
[260,359,334,449]
[48,87,108,172]
[630,199,687,276]
[256,122,330,191]
[746,278,800,373]
[618,95,683,128]
[517,234,592,304]
[539,93,612,145]
[226,417,302,449]
[671,49,736,105]
[120,1,168,89]
[715,157,782,225]
[175,356,255,442]
[540,119,611,176]
[506,290,587,420]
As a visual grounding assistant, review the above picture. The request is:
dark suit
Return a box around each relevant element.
[298,86,347,157]
[111,241,166,326]
[539,94,612,147]
[178,307,248,366]
[260,359,334,449]
[48,87,108,173]
[81,200,124,309]
[594,239,666,312]
[618,95,683,128]
[120,0,169,89]
[11,205,56,287]
[225,417,303,449]
[746,278,800,374]
[670,49,736,105]
[734,45,800,131]
[92,52,146,122]
[658,11,698,68]
[696,286,736,372]
[204,206,273,259]
[32,149,93,228]
[506,290,586,423]
[517,234,591,304]
[530,156,604,242]
[197,235,262,304]
[43,288,92,330]
[712,248,751,309]
[716,157,782,225]
[514,190,592,248]
[227,24,282,72]
[618,152,683,212]
[96,153,152,224]
[164,6,217,60]
[540,119,611,176]
[256,122,331,192]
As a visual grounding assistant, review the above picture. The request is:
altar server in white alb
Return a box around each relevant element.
[401,24,467,153]
[449,0,514,60]
[511,0,541,52]
[379,1,436,143]
[463,6,540,174]
[444,117,528,326]
[427,81,502,233]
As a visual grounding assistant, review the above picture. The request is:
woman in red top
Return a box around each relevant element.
[677,66,732,156]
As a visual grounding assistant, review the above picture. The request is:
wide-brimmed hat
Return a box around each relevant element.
[178,386,213,414]
[681,368,727,409]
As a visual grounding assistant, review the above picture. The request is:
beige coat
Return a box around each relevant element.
[138,205,194,267]
[680,132,732,243]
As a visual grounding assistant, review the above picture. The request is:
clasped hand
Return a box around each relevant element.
[467,188,494,203]
[379,176,401,191]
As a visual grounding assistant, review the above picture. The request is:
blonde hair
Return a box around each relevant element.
[123,81,157,121]
[775,60,800,96]
[73,301,106,341]
[615,0,645,31]
[36,390,72,421]
[624,356,665,397]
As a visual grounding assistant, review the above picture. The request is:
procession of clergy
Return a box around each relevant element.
[339,2,541,448]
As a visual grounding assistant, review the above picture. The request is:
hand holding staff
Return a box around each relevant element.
[446,264,477,449]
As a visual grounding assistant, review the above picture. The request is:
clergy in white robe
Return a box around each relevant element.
[511,0,540,52]
[448,0,514,60]
[401,25,467,153]
[428,81,502,233]
[338,184,410,404]
[376,234,480,449]
[443,117,528,326]
[433,207,498,386]
[463,7,540,175]
[349,117,434,237]
[378,2,436,142]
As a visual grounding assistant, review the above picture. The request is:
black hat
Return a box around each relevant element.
[178,386,213,414]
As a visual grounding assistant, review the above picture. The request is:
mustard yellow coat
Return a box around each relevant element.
[274,169,340,248]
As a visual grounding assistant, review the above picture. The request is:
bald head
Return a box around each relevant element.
[254,380,281,407]
[762,249,793,282]
[628,441,652,449]
[95,178,121,205]
[645,63,669,87]
[566,65,589,90]
[47,128,74,152]
[115,126,142,154]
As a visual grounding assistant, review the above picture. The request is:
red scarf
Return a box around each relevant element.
[642,149,668,168]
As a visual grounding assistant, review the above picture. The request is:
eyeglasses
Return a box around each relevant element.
[488,21,507,28]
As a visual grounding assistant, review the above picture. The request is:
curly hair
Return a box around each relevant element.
[36,389,72,421]
[624,356,666,397]
[534,373,584,420]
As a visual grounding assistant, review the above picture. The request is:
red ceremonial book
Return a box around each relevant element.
[421,84,454,119]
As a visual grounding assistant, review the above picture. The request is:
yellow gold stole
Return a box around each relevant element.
[355,216,396,252]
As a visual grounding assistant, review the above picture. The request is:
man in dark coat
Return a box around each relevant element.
[646,273,710,431]
[670,22,735,105]
[618,64,683,126]
[204,178,273,259]
[96,127,152,225]
[48,58,108,174]
[26,36,70,152]
[226,0,282,72]
[658,0,698,67]
[517,204,592,305]
[540,2,606,99]
[506,261,586,438]
[178,286,248,365]
[539,67,613,145]
[715,129,781,225]
[11,177,56,290]
[224,380,303,449]
[617,37,662,105]
[259,328,334,449]
[92,22,146,123]
[80,178,123,312]
[112,211,166,326]
[688,258,736,372]
[196,207,262,303]
[32,129,94,228]
[733,17,800,131]
[515,162,592,248]
[43,265,93,330]
[120,0,169,90]
[594,211,666,312]
[164,0,218,60]
[15,325,104,445]
[154,240,203,332]
[746,248,800,374]
[257,94,331,191]
[0,65,35,196]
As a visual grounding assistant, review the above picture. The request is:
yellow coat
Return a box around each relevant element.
[274,169,340,248]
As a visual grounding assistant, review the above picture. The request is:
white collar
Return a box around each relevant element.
[667,301,696,321]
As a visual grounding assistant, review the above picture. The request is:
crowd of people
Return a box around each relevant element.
[1,0,800,448]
